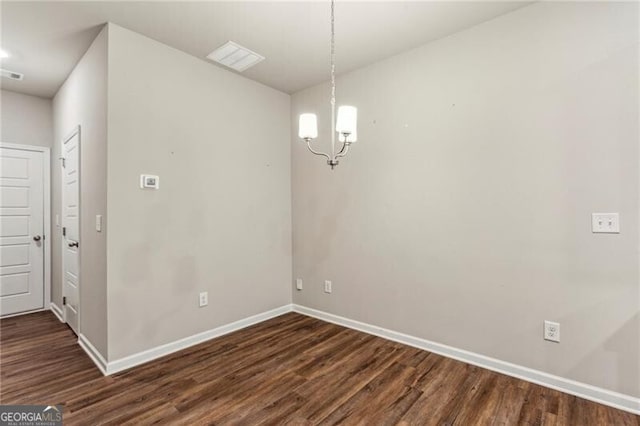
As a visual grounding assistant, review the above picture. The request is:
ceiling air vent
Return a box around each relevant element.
[1,69,23,81]
[206,41,264,72]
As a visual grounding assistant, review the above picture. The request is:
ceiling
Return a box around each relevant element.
[0,1,531,98]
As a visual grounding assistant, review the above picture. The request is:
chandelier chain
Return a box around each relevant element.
[330,0,336,156]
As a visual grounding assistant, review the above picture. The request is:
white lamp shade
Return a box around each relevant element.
[338,129,357,143]
[299,113,318,139]
[336,106,357,135]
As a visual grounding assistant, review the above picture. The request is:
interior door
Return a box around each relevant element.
[62,130,80,334]
[0,147,45,316]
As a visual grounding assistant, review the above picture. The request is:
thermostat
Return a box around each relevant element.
[140,174,159,189]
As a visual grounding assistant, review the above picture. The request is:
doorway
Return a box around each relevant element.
[0,143,51,317]
[62,127,80,334]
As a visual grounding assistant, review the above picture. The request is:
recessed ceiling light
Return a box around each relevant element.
[0,49,9,59]
[206,41,264,73]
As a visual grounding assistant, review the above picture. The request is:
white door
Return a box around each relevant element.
[0,147,45,316]
[62,130,80,334]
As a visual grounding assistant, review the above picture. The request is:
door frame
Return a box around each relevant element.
[0,142,51,315]
[60,126,80,329]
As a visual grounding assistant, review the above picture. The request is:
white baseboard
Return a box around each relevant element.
[73,301,639,415]
[292,304,640,416]
[103,304,293,375]
[50,303,64,323]
[78,334,108,375]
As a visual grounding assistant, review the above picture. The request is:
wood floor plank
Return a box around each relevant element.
[450,369,500,425]
[1,311,637,425]
[291,340,405,423]
[491,376,530,425]
[318,361,419,425]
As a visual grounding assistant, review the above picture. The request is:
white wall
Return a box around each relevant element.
[291,2,639,398]
[1,90,52,148]
[106,24,292,360]
[52,27,108,357]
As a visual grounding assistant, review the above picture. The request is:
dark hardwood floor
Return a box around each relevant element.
[1,311,638,425]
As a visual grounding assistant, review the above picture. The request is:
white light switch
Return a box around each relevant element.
[592,213,620,234]
[96,215,102,232]
[296,278,303,291]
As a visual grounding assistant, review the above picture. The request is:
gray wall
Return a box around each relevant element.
[1,90,52,148]
[291,2,639,398]
[106,24,292,360]
[52,27,108,358]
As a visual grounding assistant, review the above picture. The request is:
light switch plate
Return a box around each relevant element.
[592,213,620,233]
[296,278,303,291]
[96,215,102,232]
[140,174,160,189]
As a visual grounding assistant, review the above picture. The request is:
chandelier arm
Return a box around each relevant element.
[335,139,348,156]
[306,140,332,162]
[335,143,350,159]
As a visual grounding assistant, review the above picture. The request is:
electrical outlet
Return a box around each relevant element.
[324,280,332,294]
[296,278,303,291]
[544,320,560,342]
[199,292,208,307]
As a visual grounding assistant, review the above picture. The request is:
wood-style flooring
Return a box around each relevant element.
[1,311,638,425]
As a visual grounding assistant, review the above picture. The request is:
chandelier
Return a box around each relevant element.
[298,0,358,169]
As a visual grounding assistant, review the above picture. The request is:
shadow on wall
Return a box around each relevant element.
[306,179,352,272]
[569,301,640,398]
[603,311,639,397]
[60,24,105,62]
[114,197,200,347]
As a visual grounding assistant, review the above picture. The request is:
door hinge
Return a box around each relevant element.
[59,156,66,168]
[63,296,66,306]
[62,227,66,236]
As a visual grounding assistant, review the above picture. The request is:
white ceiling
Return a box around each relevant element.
[0,1,531,98]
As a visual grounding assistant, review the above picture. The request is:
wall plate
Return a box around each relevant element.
[591,213,619,233]
[544,320,560,343]
[140,174,159,189]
